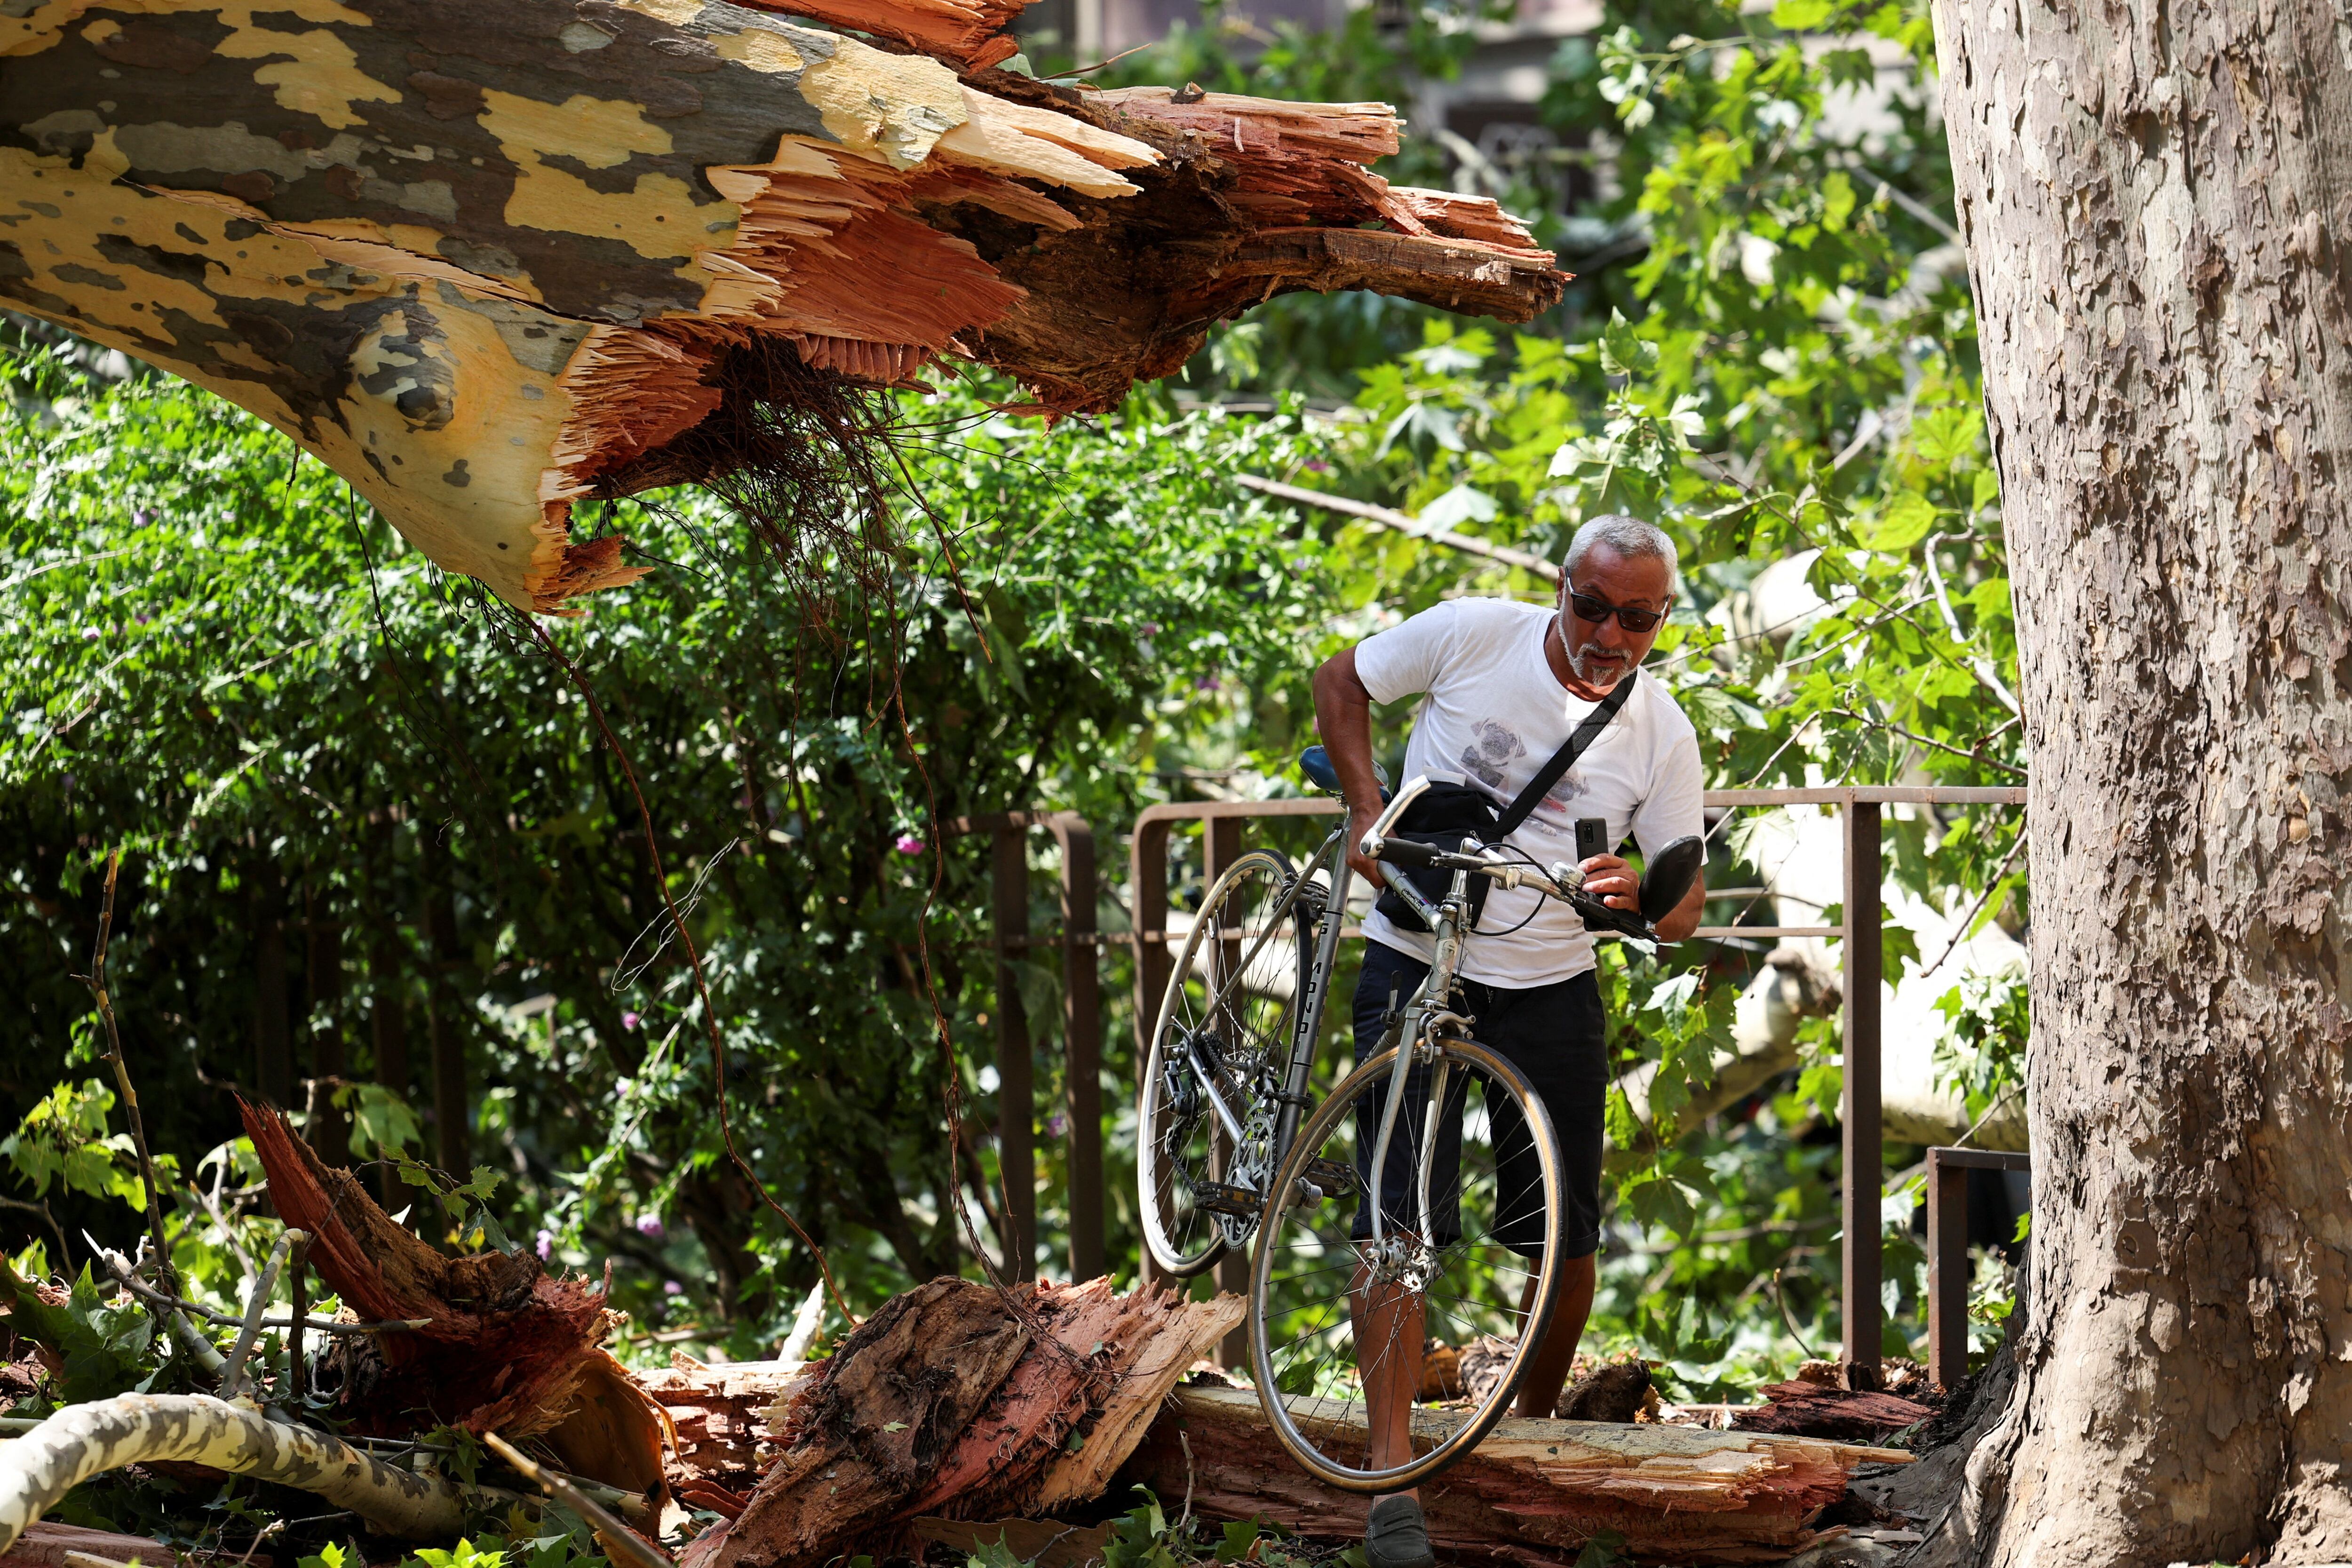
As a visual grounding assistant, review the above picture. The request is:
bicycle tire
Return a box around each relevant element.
[1247,1036,1567,1492]
[1137,848,1306,1279]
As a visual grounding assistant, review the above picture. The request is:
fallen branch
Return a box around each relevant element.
[93,1258,428,1337]
[0,1395,467,1555]
[484,1432,668,1568]
[71,853,175,1295]
[219,1230,303,1400]
[683,1279,1240,1568]
[86,1250,222,1381]
[1120,1383,1910,1567]
[1236,476,1561,581]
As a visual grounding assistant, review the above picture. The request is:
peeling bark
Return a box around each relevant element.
[680,1278,1240,1568]
[0,1394,468,1554]
[0,0,1562,611]
[242,1101,668,1508]
[1930,0,2352,1561]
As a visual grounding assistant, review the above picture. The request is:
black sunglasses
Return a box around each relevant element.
[1568,589,1669,635]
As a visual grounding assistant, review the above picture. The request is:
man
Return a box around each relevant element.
[1310,513,1707,1568]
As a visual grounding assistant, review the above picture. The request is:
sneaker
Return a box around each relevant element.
[1365,1494,1436,1568]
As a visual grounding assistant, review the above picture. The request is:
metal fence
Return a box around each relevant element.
[962,783,2026,1377]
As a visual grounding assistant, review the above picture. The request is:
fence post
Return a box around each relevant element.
[1202,819,1250,1367]
[1841,797,1883,1375]
[1050,815,1105,1285]
[1926,1147,2031,1388]
[1130,815,1174,1296]
[1926,1147,1968,1388]
[991,826,1036,1282]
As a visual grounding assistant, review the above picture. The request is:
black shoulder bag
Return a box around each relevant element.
[1373,671,1638,935]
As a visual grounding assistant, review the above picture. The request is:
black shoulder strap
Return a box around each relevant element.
[1486,670,1638,843]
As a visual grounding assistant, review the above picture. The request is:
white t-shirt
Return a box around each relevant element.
[1354,597,1704,987]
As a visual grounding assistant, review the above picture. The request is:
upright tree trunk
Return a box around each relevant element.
[1932,2,2352,1561]
[421,840,468,1177]
[306,884,351,1167]
[368,924,413,1214]
[251,863,292,1108]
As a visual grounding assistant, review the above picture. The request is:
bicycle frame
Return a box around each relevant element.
[1172,774,1479,1255]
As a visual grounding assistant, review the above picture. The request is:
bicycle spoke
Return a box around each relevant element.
[1251,1039,1566,1489]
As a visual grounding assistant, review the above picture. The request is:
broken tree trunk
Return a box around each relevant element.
[0,1393,470,1555]
[0,0,1563,613]
[1121,1384,1909,1567]
[680,1276,1240,1568]
[241,1103,669,1503]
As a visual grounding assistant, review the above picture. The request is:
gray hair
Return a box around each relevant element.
[1564,513,1680,593]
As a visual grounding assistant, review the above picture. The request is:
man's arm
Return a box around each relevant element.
[1312,646,1389,883]
[1654,866,1705,943]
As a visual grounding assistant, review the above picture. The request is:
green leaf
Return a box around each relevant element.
[1769,0,1834,26]
[1864,492,1938,552]
[1599,310,1660,379]
[1911,406,1983,467]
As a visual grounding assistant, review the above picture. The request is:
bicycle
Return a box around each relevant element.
[1137,745,1702,1490]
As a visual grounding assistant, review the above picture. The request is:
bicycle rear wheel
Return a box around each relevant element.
[1248,1036,1566,1491]
[1137,848,1306,1278]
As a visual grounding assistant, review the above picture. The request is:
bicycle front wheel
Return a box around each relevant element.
[1137,848,1306,1278]
[1248,1036,1567,1492]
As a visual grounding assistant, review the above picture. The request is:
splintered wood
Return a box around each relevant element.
[1121,1385,1910,1568]
[680,1279,1240,1568]
[0,0,1564,613]
[240,1105,670,1505]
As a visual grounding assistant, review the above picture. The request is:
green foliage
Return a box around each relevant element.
[1934,966,2028,1123]
[0,1257,159,1402]
[2,1078,173,1212]
[0,352,1348,1341]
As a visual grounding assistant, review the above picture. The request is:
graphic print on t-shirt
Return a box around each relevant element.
[1460,717,1527,788]
[1350,596,1706,987]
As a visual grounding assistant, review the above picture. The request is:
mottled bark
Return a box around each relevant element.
[1930,0,2352,1561]
[0,1393,468,1552]
[0,0,1561,612]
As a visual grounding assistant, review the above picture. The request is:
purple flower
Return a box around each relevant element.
[133,510,151,526]
[636,1214,665,1240]
[1045,1113,1069,1139]
[535,1229,554,1260]
[663,1280,683,1295]
[894,834,925,856]
[621,1010,640,1032]
[79,627,100,641]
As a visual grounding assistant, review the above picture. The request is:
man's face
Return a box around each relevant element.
[1558,544,1675,689]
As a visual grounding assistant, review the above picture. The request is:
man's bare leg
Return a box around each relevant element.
[1512,1251,1597,1419]
[1353,1261,1426,1488]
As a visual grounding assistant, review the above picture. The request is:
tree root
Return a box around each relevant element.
[0,1395,467,1554]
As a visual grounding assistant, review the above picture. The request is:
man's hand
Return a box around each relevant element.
[1578,853,1638,911]
[1579,852,1708,940]
[1348,804,1386,885]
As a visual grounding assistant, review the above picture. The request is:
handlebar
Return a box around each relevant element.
[1359,830,1662,942]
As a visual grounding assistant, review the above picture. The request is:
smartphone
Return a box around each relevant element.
[1574,818,1610,863]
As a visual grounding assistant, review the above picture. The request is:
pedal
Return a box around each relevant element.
[1192,1181,1263,1218]
[1303,1158,1356,1197]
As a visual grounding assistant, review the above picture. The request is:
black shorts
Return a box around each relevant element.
[1348,940,1607,1260]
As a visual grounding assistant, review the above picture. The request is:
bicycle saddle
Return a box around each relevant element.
[1300,745,1391,802]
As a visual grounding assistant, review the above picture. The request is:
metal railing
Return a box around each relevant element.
[965,782,2026,1377]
